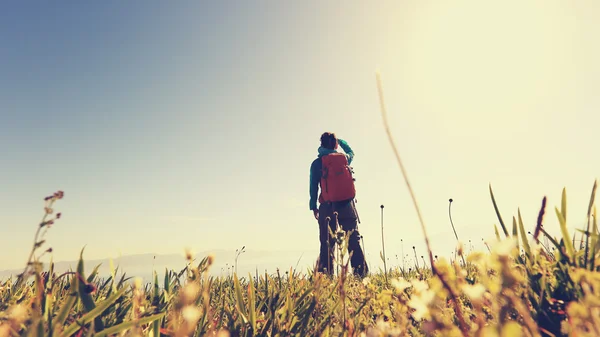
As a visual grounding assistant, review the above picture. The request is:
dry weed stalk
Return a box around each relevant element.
[376,71,470,336]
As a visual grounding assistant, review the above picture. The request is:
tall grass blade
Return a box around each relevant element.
[93,313,166,337]
[518,209,532,259]
[512,217,520,252]
[561,187,567,223]
[555,208,575,263]
[54,274,78,332]
[248,273,257,334]
[585,180,597,269]
[592,205,598,270]
[233,273,248,324]
[76,249,104,331]
[489,184,510,237]
[494,224,501,241]
[109,258,117,293]
[152,271,160,337]
[60,286,127,337]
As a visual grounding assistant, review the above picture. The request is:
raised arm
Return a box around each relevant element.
[337,138,354,165]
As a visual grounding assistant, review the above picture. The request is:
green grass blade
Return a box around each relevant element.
[93,313,166,337]
[109,258,117,293]
[152,271,160,337]
[555,207,575,263]
[233,273,248,324]
[518,209,532,259]
[248,273,257,335]
[27,318,44,337]
[86,263,101,284]
[494,224,501,241]
[592,205,598,270]
[561,187,567,222]
[512,216,519,252]
[54,275,78,332]
[76,248,104,331]
[45,258,55,333]
[490,184,509,237]
[585,180,597,269]
[60,286,128,337]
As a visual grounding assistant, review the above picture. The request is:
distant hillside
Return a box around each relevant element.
[0,249,315,283]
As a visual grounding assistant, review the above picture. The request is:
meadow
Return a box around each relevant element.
[2,78,599,336]
[1,179,599,337]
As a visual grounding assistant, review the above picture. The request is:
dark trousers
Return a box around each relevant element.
[317,200,368,277]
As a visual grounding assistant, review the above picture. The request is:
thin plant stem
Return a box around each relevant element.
[449,199,467,266]
[448,199,459,241]
[375,71,470,337]
[401,239,405,271]
[381,205,388,285]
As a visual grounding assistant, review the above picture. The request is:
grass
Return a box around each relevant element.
[2,74,599,336]
[1,182,600,337]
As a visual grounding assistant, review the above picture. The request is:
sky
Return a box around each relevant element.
[1,1,599,272]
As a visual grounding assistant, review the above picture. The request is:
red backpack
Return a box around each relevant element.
[319,152,356,203]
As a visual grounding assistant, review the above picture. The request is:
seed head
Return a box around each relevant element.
[493,238,517,257]
[182,282,200,303]
[182,305,202,324]
[391,277,412,292]
[184,248,195,261]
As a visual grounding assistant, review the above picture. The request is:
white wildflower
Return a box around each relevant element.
[391,277,412,292]
[362,277,371,285]
[461,283,486,300]
[530,242,543,257]
[408,289,436,320]
[182,305,202,324]
[493,237,517,257]
[468,251,490,271]
[376,319,390,331]
[410,279,429,293]
[9,304,28,321]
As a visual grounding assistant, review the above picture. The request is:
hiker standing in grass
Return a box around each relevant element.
[309,132,369,277]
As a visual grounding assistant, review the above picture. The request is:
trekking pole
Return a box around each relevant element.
[381,204,388,285]
[360,234,367,259]
[352,199,361,224]
[327,217,332,277]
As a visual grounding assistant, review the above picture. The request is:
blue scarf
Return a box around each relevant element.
[317,146,338,157]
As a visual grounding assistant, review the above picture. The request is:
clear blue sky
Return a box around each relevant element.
[1,1,599,271]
